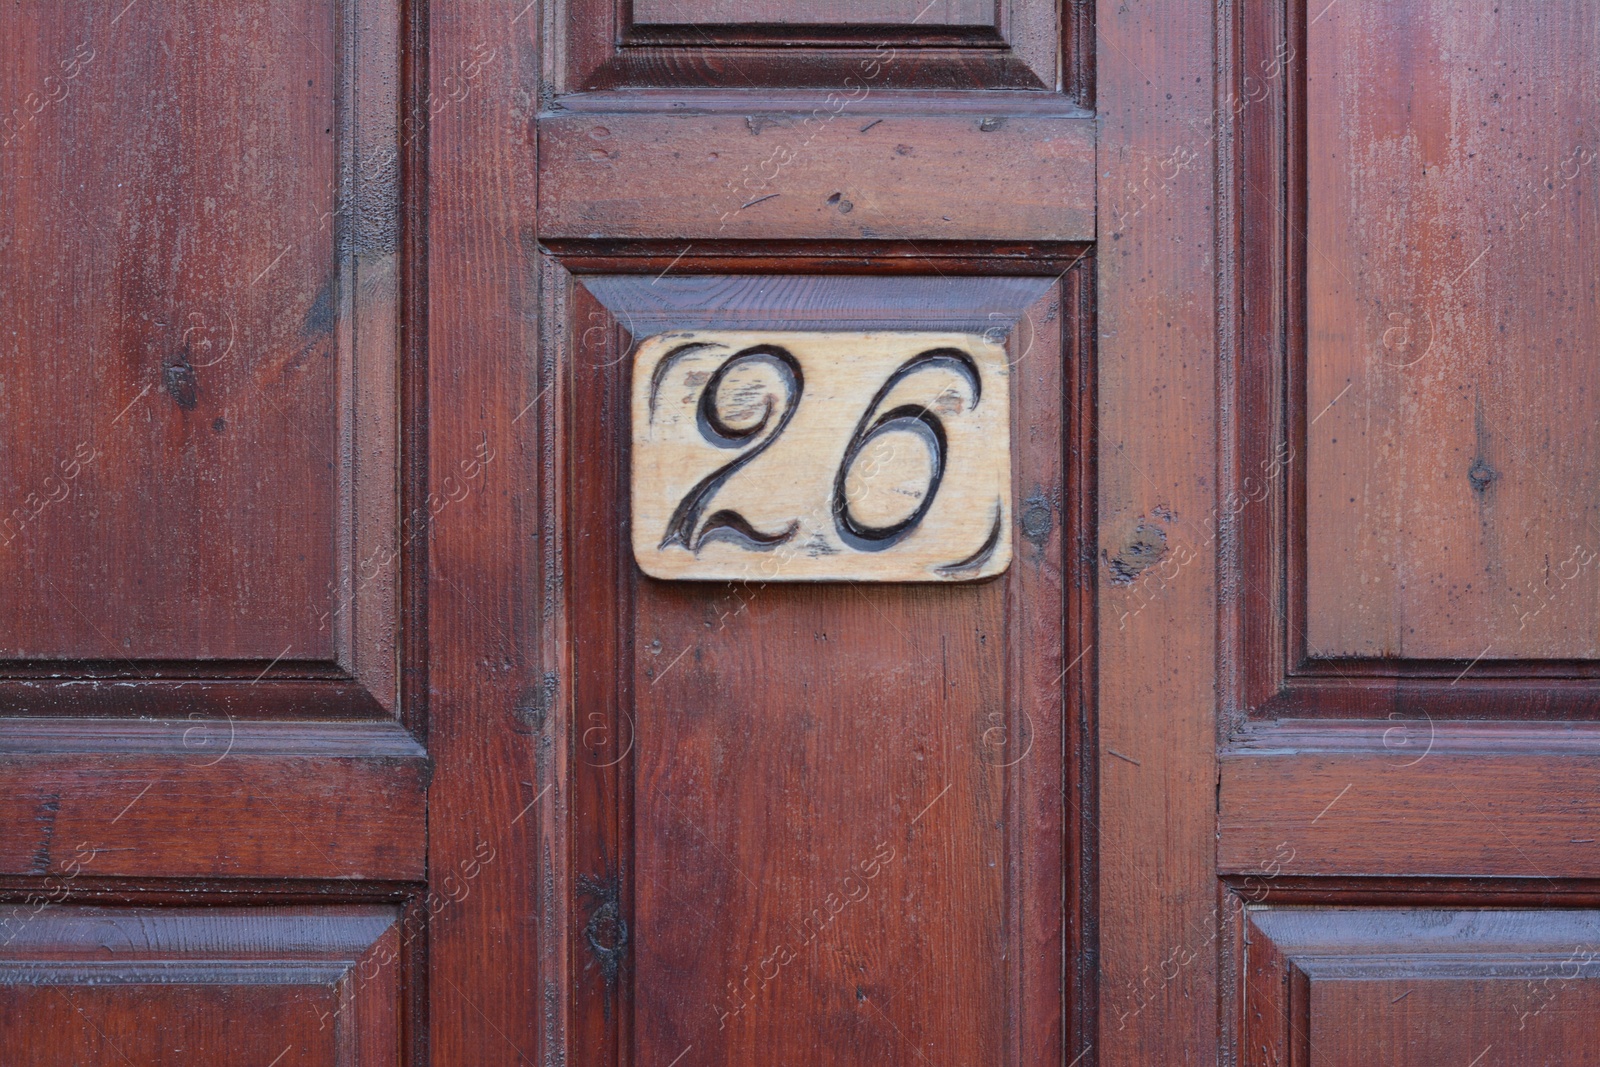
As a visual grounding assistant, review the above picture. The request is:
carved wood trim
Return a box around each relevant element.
[0,906,404,1066]
[551,0,1072,92]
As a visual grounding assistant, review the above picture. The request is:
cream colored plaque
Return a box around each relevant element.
[631,331,1011,582]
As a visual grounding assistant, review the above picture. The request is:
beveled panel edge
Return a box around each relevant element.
[0,716,425,757]
[552,0,1071,91]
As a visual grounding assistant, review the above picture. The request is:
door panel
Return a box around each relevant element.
[0,0,403,719]
[628,0,995,30]
[1245,909,1600,1067]
[540,1,1094,1064]
[1205,0,1600,1063]
[1,0,342,663]
[1302,1,1600,664]
[559,269,1088,1067]
[560,0,1068,90]
[0,907,402,1067]
[1233,0,1600,719]
[14,0,1600,1062]
[2,0,426,1062]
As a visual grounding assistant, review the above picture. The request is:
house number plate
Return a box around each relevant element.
[631,330,1012,582]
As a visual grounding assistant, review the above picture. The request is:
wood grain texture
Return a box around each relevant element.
[630,0,995,27]
[537,103,1094,243]
[1221,721,1600,879]
[1095,0,1217,1059]
[561,266,1078,1067]
[1304,1,1600,663]
[557,0,1066,89]
[1230,0,1600,720]
[1220,4,1600,1063]
[631,330,1012,582]
[0,719,426,880]
[0,0,424,1061]
[426,2,547,1067]
[0,906,401,1067]
[1245,909,1600,1067]
[0,0,403,715]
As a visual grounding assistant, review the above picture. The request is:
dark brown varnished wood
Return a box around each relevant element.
[1215,1,1600,1063]
[1094,0,1217,1059]
[1302,3,1600,667]
[423,5,547,1067]
[1220,720,1600,879]
[538,0,1097,1056]
[631,0,994,29]
[1228,0,1600,721]
[0,719,426,881]
[15,0,1600,1062]
[2,0,430,1061]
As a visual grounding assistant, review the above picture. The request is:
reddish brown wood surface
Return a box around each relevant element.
[538,102,1094,244]
[1220,0,1600,1063]
[15,0,1600,1063]
[560,267,1086,1067]
[630,0,994,28]
[0,720,426,881]
[1221,721,1600,879]
[0,0,402,716]
[1303,2,1600,664]
[423,2,546,1067]
[537,0,1097,1061]
[1245,909,1600,1067]
[558,0,1066,90]
[0,0,340,664]
[1,0,423,1061]
[1230,0,1600,719]
[0,906,403,1067]
[1095,0,1217,1061]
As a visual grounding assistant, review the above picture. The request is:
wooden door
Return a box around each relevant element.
[8,0,1600,1065]
[3,0,1094,1065]
[2,0,430,1062]
[1099,0,1600,1064]
[536,5,1094,1067]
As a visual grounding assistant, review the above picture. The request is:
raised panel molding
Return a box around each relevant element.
[1244,908,1600,1067]
[0,906,403,1067]
[546,254,1094,1067]
[630,0,997,32]
[553,0,1075,91]
[0,0,413,720]
[1226,0,1600,719]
